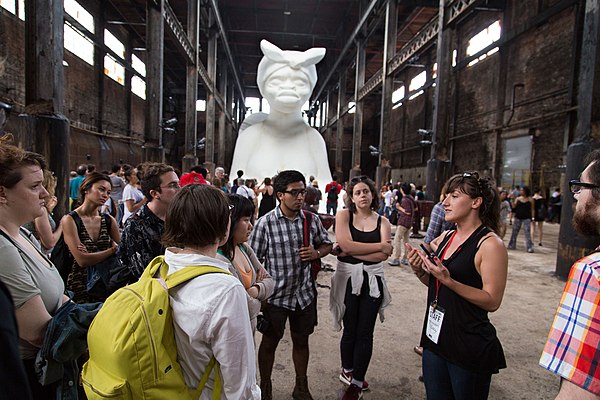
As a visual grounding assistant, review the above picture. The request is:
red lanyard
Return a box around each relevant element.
[435,231,457,303]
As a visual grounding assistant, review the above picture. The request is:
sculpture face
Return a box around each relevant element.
[262,67,312,114]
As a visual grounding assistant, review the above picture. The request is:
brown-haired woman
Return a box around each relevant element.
[62,172,120,303]
[407,172,507,400]
[217,194,274,333]
[0,137,68,398]
[330,175,393,399]
[23,169,63,254]
[162,184,260,399]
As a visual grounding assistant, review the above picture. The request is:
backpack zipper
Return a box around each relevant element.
[123,287,159,382]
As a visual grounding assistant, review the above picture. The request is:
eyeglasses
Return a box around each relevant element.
[160,182,181,190]
[283,189,306,197]
[0,101,12,133]
[569,180,600,194]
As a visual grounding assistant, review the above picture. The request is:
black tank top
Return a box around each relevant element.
[338,213,381,265]
[513,199,532,220]
[420,226,507,374]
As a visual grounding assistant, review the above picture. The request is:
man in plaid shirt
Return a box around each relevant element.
[540,151,600,398]
[250,170,332,400]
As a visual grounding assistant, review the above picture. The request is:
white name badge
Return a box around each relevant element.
[426,302,445,344]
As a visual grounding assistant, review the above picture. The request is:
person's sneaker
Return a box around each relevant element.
[401,259,409,266]
[388,258,400,266]
[507,245,515,250]
[341,384,363,400]
[339,370,370,391]
[527,248,534,253]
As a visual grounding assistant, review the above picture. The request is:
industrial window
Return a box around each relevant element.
[408,71,426,100]
[301,101,310,123]
[244,97,261,116]
[104,55,125,85]
[196,99,206,112]
[104,29,125,59]
[132,54,146,77]
[348,102,356,114]
[392,86,405,109]
[467,20,501,67]
[0,0,24,19]
[131,76,146,99]
[103,29,125,85]
[501,135,532,188]
[65,0,94,32]
[130,54,146,99]
[64,22,94,65]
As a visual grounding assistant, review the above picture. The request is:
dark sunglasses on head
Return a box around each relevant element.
[350,175,369,183]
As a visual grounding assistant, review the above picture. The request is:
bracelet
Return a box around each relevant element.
[316,249,321,258]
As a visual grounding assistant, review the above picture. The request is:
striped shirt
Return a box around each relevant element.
[539,252,600,395]
[249,206,331,311]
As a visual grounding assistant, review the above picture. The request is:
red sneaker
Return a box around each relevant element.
[341,384,363,400]
[339,370,370,391]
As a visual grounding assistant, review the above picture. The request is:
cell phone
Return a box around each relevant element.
[420,244,436,263]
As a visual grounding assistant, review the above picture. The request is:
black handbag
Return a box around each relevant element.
[389,209,399,225]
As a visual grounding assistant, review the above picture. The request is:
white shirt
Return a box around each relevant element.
[165,249,261,400]
[121,184,144,224]
[237,185,253,199]
[384,190,393,207]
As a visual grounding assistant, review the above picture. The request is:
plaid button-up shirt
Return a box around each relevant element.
[539,252,600,395]
[249,206,331,311]
[424,202,455,244]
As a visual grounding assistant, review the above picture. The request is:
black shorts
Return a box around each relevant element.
[262,300,317,340]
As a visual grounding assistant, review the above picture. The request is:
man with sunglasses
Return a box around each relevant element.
[249,170,332,400]
[117,162,180,281]
[539,151,600,398]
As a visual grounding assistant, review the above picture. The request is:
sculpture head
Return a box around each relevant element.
[257,40,326,114]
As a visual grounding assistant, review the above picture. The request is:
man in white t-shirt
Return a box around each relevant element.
[383,185,393,218]
[236,178,253,200]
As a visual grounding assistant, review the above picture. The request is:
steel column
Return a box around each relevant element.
[351,35,366,179]
[204,10,217,172]
[336,73,346,180]
[426,0,452,202]
[556,0,600,279]
[23,0,70,219]
[144,0,165,162]
[183,0,199,172]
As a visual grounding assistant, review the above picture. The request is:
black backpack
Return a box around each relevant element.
[327,184,339,202]
[50,211,80,285]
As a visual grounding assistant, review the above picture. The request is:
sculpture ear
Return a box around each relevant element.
[299,47,326,67]
[260,40,286,63]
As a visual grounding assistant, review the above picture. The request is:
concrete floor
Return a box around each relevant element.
[258,221,566,399]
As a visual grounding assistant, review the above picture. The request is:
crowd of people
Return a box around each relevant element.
[0,133,597,400]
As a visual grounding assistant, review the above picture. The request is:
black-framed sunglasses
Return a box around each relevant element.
[350,175,369,183]
[569,180,600,194]
[283,189,306,197]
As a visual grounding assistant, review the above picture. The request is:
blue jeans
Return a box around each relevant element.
[422,349,491,400]
[327,202,338,215]
[340,273,383,382]
[508,218,533,251]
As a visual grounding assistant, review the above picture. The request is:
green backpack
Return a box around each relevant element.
[82,256,231,399]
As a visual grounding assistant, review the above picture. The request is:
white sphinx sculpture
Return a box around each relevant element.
[230,40,333,185]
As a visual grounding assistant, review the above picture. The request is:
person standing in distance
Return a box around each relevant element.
[249,170,332,400]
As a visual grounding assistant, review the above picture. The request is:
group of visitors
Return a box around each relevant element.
[0,130,597,400]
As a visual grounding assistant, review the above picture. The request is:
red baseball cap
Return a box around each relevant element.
[180,171,208,186]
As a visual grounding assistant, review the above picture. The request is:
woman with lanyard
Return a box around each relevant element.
[407,172,507,400]
[330,175,393,400]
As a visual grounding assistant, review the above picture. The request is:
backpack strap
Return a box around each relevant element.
[195,356,222,399]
